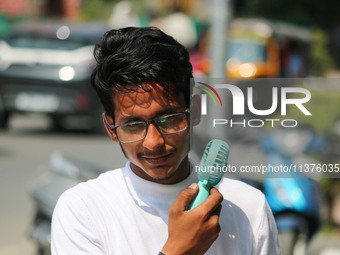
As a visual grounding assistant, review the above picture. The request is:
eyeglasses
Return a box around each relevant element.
[104,109,190,143]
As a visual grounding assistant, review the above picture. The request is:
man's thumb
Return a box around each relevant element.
[175,183,198,210]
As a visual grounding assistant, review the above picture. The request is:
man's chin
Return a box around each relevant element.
[145,167,178,181]
[130,156,190,184]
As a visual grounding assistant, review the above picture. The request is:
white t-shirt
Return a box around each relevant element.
[51,162,281,255]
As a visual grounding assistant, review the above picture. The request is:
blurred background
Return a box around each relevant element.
[0,0,340,254]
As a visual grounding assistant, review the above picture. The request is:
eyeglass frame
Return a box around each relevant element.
[104,109,190,143]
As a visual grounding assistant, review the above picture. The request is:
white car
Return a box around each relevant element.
[0,22,109,131]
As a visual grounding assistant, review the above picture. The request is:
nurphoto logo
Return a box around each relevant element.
[197,82,312,128]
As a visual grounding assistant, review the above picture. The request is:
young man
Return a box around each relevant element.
[51,27,281,255]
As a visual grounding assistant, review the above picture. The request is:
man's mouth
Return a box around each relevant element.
[142,153,173,164]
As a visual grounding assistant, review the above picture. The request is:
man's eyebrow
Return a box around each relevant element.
[156,107,184,116]
[119,116,143,124]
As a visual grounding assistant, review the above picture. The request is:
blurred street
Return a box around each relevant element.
[0,114,126,255]
[1,0,340,254]
[0,114,339,254]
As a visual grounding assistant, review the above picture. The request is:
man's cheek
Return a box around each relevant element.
[119,143,128,158]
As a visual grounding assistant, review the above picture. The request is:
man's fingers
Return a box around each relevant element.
[212,204,222,217]
[171,183,199,212]
[198,188,223,213]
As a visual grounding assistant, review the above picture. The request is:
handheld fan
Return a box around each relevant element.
[189,139,230,209]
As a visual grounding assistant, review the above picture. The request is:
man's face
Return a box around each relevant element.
[105,84,191,184]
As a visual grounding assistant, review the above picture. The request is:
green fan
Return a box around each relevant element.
[189,139,229,209]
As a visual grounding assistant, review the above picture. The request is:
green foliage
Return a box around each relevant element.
[237,0,340,29]
[0,14,10,38]
[286,86,340,134]
[240,0,314,27]
[310,29,333,76]
[79,0,116,21]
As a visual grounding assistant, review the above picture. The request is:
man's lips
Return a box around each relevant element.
[141,153,173,164]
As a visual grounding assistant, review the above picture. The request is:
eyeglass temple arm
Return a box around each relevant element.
[104,112,115,129]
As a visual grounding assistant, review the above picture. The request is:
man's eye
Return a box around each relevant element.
[121,123,145,133]
[158,116,179,128]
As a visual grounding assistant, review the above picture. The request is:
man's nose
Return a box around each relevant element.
[142,123,165,150]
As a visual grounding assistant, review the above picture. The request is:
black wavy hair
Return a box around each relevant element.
[91,27,193,121]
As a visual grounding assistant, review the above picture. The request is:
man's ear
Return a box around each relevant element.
[102,113,119,143]
[191,94,201,126]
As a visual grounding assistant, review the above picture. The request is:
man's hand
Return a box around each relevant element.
[162,183,223,255]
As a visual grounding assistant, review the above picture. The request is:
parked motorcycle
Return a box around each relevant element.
[28,151,104,255]
[259,125,324,255]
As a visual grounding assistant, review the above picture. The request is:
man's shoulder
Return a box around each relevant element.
[217,178,272,234]
[218,177,266,212]
[219,177,263,196]
[217,178,280,254]
[79,167,124,190]
[57,167,125,206]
